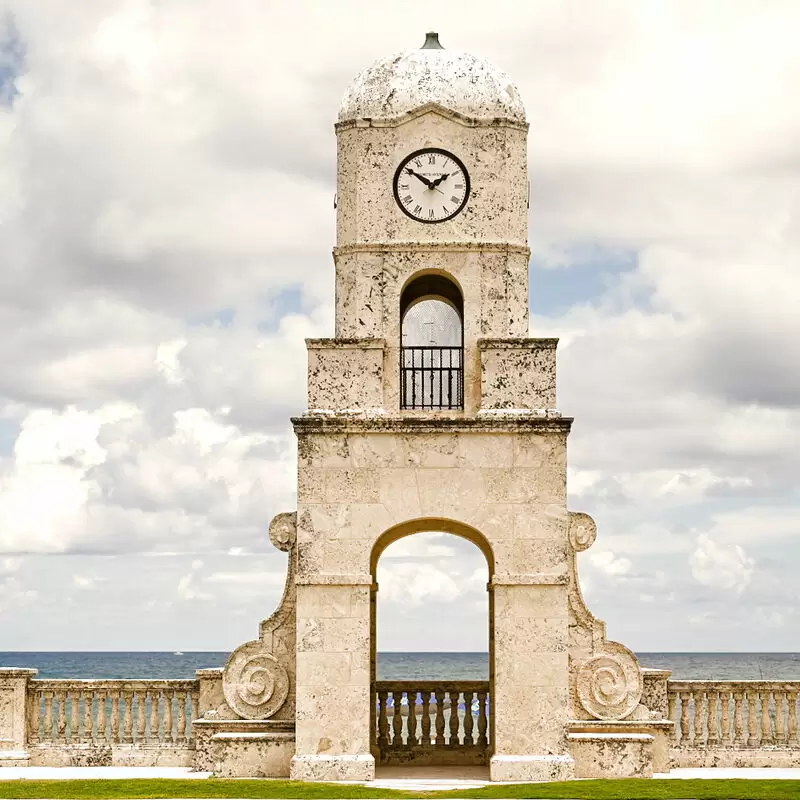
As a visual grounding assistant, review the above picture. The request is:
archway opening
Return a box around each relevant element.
[400,272,464,410]
[370,518,492,767]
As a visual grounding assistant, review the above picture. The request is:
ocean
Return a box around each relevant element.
[1,652,799,680]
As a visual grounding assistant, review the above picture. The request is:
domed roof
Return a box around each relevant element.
[338,33,526,124]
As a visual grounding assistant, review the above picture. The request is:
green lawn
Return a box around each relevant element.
[0,779,798,800]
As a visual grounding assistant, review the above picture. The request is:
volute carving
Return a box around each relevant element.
[222,511,297,721]
[567,510,645,721]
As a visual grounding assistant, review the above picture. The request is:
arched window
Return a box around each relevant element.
[400,273,464,410]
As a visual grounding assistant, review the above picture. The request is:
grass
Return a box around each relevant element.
[0,779,799,799]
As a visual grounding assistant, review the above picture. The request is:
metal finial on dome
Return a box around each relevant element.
[421,31,443,49]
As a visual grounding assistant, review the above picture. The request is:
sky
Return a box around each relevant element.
[0,0,799,653]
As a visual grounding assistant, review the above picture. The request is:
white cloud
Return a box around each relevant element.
[689,533,754,593]
[589,550,633,577]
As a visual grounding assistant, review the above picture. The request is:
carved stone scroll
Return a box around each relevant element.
[567,511,646,721]
[221,511,297,721]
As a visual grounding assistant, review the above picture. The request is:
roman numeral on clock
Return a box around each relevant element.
[403,195,412,205]
[450,196,459,204]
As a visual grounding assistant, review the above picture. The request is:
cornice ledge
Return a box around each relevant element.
[478,337,559,349]
[335,102,529,132]
[334,242,530,257]
[292,414,573,434]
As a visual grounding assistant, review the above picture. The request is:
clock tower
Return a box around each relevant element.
[284,33,653,783]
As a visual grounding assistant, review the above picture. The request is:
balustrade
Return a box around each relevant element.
[374,681,489,765]
[668,681,800,749]
[27,680,199,747]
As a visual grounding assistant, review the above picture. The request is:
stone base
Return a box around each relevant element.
[193,719,294,778]
[290,753,375,782]
[568,732,653,778]
[0,751,31,768]
[672,747,800,769]
[568,719,673,773]
[489,754,575,782]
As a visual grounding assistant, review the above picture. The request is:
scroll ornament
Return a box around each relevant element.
[222,640,290,720]
[568,511,597,552]
[221,511,297,720]
[576,648,643,720]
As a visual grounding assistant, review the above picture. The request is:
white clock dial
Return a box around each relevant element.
[393,148,470,223]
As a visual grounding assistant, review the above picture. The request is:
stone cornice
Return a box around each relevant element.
[335,102,529,132]
[292,414,573,435]
[334,242,530,257]
[478,337,559,349]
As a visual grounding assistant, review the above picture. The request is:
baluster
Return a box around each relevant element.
[477,690,488,747]
[406,690,417,746]
[149,691,160,741]
[82,691,93,742]
[68,690,79,742]
[163,690,174,744]
[43,691,54,741]
[463,690,475,745]
[693,690,705,745]
[707,691,719,745]
[435,689,446,746]
[176,692,187,743]
[720,690,732,744]
[190,692,199,742]
[760,690,773,744]
[122,690,134,743]
[679,692,691,744]
[774,691,787,744]
[110,691,121,743]
[421,690,431,746]
[448,689,460,745]
[28,691,40,744]
[97,690,107,742]
[788,692,798,745]
[56,689,67,743]
[377,690,389,749]
[136,691,146,743]
[391,691,403,746]
[733,691,745,744]
[747,690,759,746]
[667,692,677,741]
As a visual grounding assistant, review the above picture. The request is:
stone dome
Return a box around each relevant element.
[338,33,526,123]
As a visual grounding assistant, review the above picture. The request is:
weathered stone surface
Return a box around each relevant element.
[478,338,558,411]
[568,732,654,778]
[0,669,37,766]
[306,339,385,413]
[193,719,294,777]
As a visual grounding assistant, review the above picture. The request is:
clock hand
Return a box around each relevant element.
[431,173,450,188]
[404,167,433,189]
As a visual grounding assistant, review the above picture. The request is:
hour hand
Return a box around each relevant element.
[431,173,450,188]
[404,167,433,188]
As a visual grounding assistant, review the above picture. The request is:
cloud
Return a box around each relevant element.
[689,533,755,593]
[0,0,799,648]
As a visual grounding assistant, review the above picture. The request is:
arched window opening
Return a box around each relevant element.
[400,273,464,410]
[371,527,491,765]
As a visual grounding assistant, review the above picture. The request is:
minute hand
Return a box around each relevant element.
[404,167,433,189]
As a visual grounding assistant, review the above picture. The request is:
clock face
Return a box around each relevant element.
[393,148,470,223]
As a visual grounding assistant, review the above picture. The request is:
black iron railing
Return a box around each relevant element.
[400,346,463,410]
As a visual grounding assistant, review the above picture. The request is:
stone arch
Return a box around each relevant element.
[369,517,495,765]
[370,516,494,577]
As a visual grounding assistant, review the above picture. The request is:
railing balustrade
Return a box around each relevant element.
[28,680,199,747]
[400,346,464,410]
[668,681,800,749]
[374,680,489,765]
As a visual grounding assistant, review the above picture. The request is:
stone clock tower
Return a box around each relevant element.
[276,33,661,783]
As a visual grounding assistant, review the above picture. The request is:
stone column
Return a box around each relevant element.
[489,582,574,782]
[290,582,374,782]
[0,668,38,766]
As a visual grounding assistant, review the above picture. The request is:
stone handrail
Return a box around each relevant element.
[668,680,800,752]
[28,679,200,748]
[374,680,490,766]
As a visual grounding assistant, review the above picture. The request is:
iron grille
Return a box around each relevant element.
[400,346,464,410]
